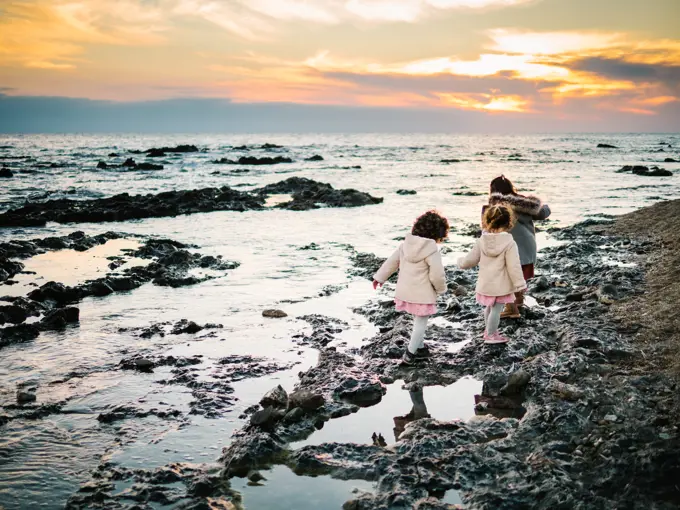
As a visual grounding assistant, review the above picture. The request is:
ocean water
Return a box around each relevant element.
[0,133,679,509]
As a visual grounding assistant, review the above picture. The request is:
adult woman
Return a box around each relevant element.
[482,175,551,318]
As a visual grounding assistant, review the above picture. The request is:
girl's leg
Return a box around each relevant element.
[486,303,505,335]
[407,315,429,354]
[484,305,492,324]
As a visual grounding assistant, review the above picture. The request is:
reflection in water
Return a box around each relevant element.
[297,378,481,448]
[233,465,374,510]
[392,387,431,441]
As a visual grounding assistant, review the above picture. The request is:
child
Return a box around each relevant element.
[484,175,551,318]
[458,205,526,344]
[373,210,449,364]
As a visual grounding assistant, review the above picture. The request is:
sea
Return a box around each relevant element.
[0,133,678,509]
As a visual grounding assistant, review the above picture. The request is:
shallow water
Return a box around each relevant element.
[297,377,482,447]
[233,465,375,509]
[1,133,679,508]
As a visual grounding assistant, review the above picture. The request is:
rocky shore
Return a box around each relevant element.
[0,177,383,227]
[58,201,680,509]
[1,231,239,349]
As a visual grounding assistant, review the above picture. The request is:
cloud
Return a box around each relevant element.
[487,29,623,55]
[176,0,540,38]
[568,57,680,86]
[0,1,169,69]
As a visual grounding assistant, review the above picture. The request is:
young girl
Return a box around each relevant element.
[458,205,526,344]
[484,175,551,318]
[373,210,449,364]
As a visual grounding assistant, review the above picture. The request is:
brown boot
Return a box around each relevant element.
[515,291,526,310]
[500,303,521,319]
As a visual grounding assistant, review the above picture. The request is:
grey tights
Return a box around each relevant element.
[407,315,429,354]
[484,303,504,335]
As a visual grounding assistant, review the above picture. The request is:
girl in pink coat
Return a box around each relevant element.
[458,205,526,344]
[373,211,449,364]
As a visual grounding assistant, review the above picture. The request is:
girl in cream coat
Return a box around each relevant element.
[373,210,449,364]
[458,205,526,344]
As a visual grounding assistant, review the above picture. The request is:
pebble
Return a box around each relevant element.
[17,390,36,404]
[604,414,618,423]
[262,309,288,318]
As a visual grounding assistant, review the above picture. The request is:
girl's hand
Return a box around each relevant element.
[372,280,382,290]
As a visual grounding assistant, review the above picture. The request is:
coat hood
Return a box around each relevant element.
[479,232,515,257]
[402,234,438,262]
[488,192,542,216]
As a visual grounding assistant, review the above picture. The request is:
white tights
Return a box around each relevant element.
[407,315,429,354]
[484,303,504,336]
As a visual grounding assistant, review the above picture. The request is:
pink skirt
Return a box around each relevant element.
[476,293,516,306]
[395,299,436,317]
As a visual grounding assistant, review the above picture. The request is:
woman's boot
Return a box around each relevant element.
[501,291,523,319]
[500,303,520,319]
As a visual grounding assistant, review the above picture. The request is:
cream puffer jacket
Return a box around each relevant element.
[374,234,447,304]
[457,232,526,296]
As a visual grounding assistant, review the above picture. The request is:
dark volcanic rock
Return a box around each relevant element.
[396,189,417,195]
[617,165,673,177]
[136,162,164,171]
[0,186,265,227]
[40,307,80,330]
[28,281,81,304]
[289,390,325,411]
[145,145,198,154]
[122,158,137,167]
[256,177,383,210]
[17,390,37,404]
[349,252,387,280]
[0,178,381,227]
[260,385,288,409]
[214,156,292,165]
[598,143,618,148]
[262,309,287,318]
[0,305,28,325]
[440,159,461,163]
[0,167,13,178]
[0,324,40,348]
[305,155,324,161]
[664,158,678,163]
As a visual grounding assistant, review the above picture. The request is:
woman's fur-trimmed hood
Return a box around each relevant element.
[488,192,543,216]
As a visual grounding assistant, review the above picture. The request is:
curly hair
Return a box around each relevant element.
[412,210,449,241]
[483,204,515,232]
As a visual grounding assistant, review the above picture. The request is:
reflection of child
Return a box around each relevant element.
[458,205,526,344]
[392,388,431,441]
[373,211,449,365]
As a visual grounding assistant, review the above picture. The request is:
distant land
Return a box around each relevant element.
[1,94,679,134]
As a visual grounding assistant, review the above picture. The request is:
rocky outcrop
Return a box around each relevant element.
[213,156,293,165]
[616,165,673,177]
[256,177,383,210]
[0,178,383,227]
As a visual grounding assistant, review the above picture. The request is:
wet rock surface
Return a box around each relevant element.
[208,218,680,509]
[617,165,673,177]
[0,178,382,227]
[256,177,383,210]
[214,155,293,165]
[0,234,238,349]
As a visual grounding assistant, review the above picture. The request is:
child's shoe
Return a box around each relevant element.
[414,345,430,359]
[483,332,509,344]
[401,349,417,365]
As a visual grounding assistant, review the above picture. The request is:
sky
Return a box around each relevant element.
[1,0,679,132]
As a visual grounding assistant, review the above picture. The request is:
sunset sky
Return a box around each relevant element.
[1,0,679,131]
